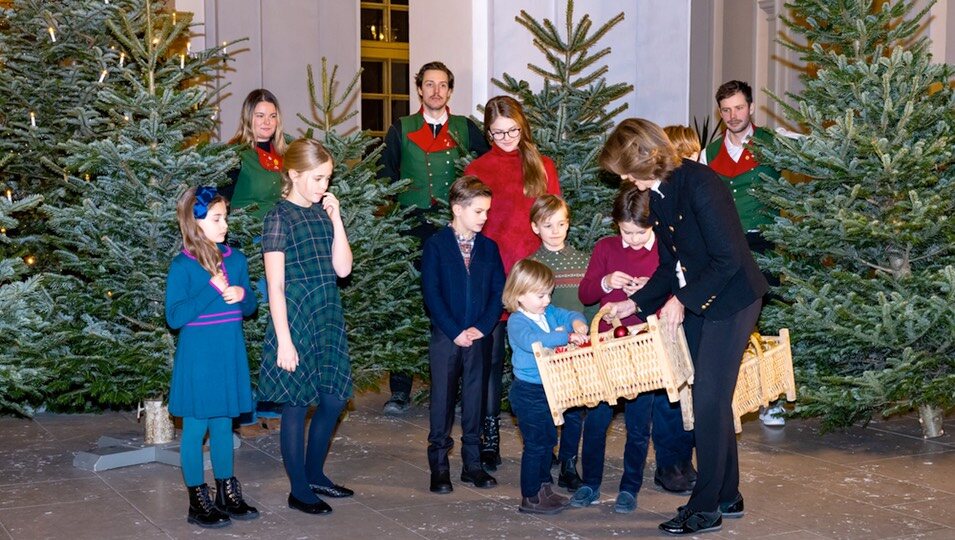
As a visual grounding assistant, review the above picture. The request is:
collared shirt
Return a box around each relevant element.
[699,124,754,165]
[422,109,449,136]
[452,225,476,270]
[518,309,550,332]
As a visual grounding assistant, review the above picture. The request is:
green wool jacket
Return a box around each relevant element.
[705,126,779,231]
[397,114,471,209]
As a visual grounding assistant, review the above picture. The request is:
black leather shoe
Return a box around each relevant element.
[679,461,698,486]
[311,484,354,498]
[187,483,231,528]
[557,457,583,492]
[654,464,694,493]
[460,467,497,488]
[720,492,744,518]
[430,471,453,494]
[287,493,332,514]
[659,507,722,535]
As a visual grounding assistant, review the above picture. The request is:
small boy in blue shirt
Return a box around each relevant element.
[505,258,588,514]
[421,176,505,494]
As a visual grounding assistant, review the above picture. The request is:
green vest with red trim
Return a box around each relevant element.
[397,113,471,209]
[704,126,779,231]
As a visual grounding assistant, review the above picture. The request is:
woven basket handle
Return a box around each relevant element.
[590,304,617,355]
[749,333,763,356]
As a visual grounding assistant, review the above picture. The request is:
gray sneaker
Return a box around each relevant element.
[569,485,600,507]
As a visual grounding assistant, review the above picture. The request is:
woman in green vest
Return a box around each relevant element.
[222,89,293,219]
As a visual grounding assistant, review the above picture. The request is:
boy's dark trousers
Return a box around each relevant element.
[427,326,488,474]
[509,378,557,497]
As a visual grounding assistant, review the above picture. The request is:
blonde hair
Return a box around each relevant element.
[502,259,555,313]
[281,138,334,196]
[176,187,226,276]
[663,125,701,160]
[600,118,682,181]
[529,194,570,226]
[483,96,549,198]
[228,89,288,155]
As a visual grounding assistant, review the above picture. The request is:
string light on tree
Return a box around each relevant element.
[30,111,36,128]
[119,52,125,67]
[5,189,11,203]
[98,69,108,83]
[48,26,56,42]
[180,54,185,69]
[24,255,36,266]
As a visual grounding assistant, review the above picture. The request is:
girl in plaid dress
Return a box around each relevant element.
[257,139,354,514]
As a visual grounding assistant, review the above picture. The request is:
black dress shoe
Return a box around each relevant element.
[654,464,694,493]
[287,493,332,514]
[311,484,354,498]
[460,467,497,488]
[659,507,722,535]
[430,471,453,494]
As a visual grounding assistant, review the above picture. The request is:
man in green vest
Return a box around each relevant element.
[379,61,490,414]
[701,79,786,426]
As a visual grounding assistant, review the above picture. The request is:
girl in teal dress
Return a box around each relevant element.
[165,186,259,528]
[257,139,354,514]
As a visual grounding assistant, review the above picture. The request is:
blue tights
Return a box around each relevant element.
[281,395,347,503]
[180,416,234,487]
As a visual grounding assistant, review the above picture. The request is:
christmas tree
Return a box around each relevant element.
[39,1,239,411]
[0,0,145,268]
[0,193,49,415]
[297,60,429,387]
[754,0,955,434]
[491,0,632,249]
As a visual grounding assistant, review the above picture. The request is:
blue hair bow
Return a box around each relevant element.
[193,186,218,219]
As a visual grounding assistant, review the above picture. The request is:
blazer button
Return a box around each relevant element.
[668,225,675,232]
[678,214,683,220]
[655,220,660,226]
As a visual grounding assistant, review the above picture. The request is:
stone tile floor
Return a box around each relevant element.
[0,390,952,539]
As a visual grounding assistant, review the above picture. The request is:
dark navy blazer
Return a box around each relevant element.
[632,159,768,320]
[421,226,506,340]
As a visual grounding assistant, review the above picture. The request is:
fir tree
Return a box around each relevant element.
[754,0,955,432]
[0,193,49,415]
[492,0,632,249]
[297,60,429,387]
[39,2,238,411]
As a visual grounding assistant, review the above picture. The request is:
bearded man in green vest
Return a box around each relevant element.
[701,79,786,426]
[379,61,490,414]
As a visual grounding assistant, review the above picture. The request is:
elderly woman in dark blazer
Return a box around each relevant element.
[600,118,768,536]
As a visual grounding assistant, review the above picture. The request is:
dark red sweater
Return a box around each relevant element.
[464,145,561,274]
[579,235,661,330]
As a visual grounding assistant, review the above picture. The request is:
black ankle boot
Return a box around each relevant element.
[480,415,502,471]
[187,483,231,528]
[557,456,583,492]
[215,476,259,520]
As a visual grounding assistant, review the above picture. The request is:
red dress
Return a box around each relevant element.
[464,145,561,274]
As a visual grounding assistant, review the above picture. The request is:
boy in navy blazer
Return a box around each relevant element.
[421,176,505,494]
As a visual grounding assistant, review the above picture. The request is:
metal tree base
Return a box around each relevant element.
[73,432,240,472]
[918,405,945,439]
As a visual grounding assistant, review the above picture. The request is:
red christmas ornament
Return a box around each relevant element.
[613,326,630,338]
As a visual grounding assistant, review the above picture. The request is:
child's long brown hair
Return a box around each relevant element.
[281,138,334,196]
[483,96,548,198]
[176,187,225,276]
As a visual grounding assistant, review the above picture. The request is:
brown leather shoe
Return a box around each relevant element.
[541,483,570,506]
[519,485,568,514]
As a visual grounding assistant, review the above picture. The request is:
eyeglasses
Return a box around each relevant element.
[489,127,521,141]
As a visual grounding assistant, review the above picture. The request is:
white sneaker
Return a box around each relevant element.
[759,403,786,426]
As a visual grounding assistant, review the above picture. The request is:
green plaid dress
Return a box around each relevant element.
[257,199,353,403]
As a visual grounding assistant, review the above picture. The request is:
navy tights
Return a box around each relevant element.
[280,395,346,502]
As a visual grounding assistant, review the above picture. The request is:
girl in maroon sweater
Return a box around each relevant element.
[464,96,562,470]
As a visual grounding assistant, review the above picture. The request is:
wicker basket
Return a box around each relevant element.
[731,330,795,432]
[532,305,695,428]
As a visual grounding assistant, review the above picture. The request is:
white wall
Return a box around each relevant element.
[174,0,359,141]
[411,0,692,127]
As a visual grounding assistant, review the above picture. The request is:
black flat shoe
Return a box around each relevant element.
[287,493,332,515]
[460,467,497,488]
[659,507,722,535]
[430,471,453,494]
[311,484,354,498]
